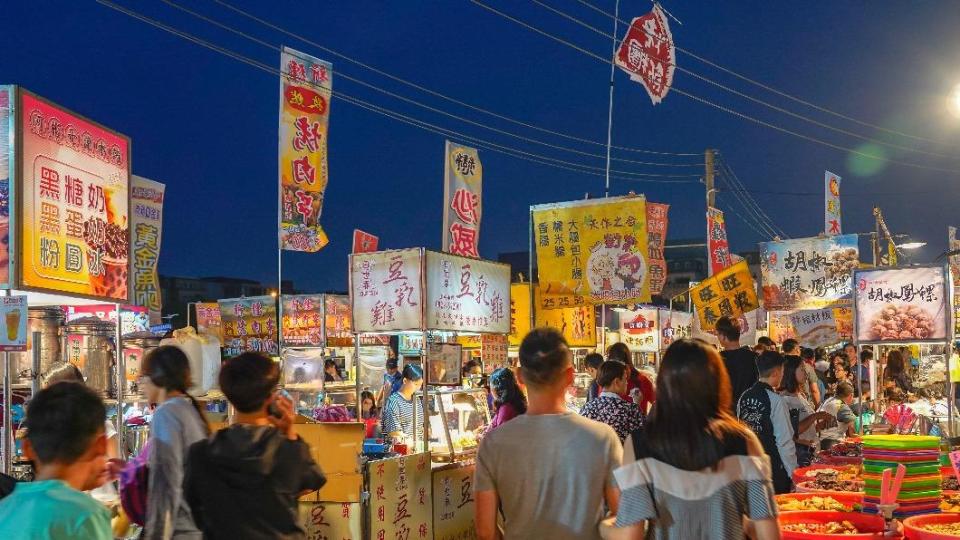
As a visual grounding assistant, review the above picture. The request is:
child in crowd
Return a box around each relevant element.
[0,382,112,539]
[184,352,326,540]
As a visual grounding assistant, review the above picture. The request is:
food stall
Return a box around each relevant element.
[349,248,510,539]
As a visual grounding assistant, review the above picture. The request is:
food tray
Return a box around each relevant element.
[793,465,857,485]
[903,512,960,539]
[862,435,940,450]
[778,510,887,539]
[796,481,864,495]
[776,492,863,512]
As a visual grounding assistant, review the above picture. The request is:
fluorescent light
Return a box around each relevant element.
[897,242,926,250]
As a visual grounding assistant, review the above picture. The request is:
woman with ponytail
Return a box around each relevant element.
[140,346,210,540]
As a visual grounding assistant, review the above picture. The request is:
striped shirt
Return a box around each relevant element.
[380,392,424,441]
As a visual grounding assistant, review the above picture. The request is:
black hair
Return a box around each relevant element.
[860,349,873,362]
[402,363,423,382]
[462,359,481,375]
[884,350,906,380]
[715,317,741,342]
[782,339,799,354]
[597,360,628,388]
[518,328,571,388]
[144,346,210,433]
[606,342,631,364]
[885,387,905,404]
[360,390,378,416]
[42,362,84,387]
[26,382,105,464]
[780,354,804,394]
[584,353,604,371]
[757,351,786,378]
[801,347,815,360]
[835,381,854,399]
[324,358,338,370]
[219,351,280,413]
[757,336,775,348]
[490,367,527,415]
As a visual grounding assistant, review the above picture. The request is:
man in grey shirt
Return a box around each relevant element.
[475,328,622,540]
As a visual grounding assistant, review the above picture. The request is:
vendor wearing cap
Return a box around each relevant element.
[378,358,403,407]
[737,350,797,494]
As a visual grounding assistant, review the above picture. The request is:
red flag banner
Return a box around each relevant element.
[352,229,379,254]
[614,4,676,105]
[646,202,669,294]
[707,207,732,276]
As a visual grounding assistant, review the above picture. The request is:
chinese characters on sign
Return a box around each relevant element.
[281,294,323,347]
[195,302,223,344]
[854,266,948,343]
[0,296,27,351]
[532,196,651,305]
[618,308,659,352]
[614,4,675,105]
[442,141,483,258]
[218,296,279,357]
[0,86,12,287]
[760,234,859,311]
[352,229,379,254]
[425,251,510,334]
[658,309,692,351]
[646,202,669,295]
[350,249,423,332]
[324,295,353,347]
[432,464,477,540]
[706,207,732,276]
[788,309,840,348]
[298,502,362,540]
[367,453,432,540]
[825,171,842,235]
[279,47,332,252]
[509,284,597,348]
[20,92,130,300]
[130,176,164,323]
[481,334,508,369]
[690,261,759,331]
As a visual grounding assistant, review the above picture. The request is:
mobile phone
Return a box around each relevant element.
[268,389,292,419]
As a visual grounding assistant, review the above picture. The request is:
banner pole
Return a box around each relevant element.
[603,0,621,198]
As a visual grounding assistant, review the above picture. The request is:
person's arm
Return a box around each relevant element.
[475,490,502,540]
[796,411,830,437]
[144,407,185,540]
[381,398,402,438]
[770,394,798,475]
[837,405,857,437]
[605,428,624,514]
[808,368,822,407]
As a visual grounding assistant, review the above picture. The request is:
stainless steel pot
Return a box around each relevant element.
[122,333,162,397]
[125,424,150,458]
[65,317,116,397]
[5,306,65,383]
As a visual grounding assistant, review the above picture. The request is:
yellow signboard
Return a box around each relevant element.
[532,196,650,305]
[690,261,759,331]
[509,284,597,348]
[367,453,433,540]
[299,502,362,539]
[432,463,478,540]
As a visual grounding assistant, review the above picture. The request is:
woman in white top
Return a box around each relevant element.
[778,355,832,467]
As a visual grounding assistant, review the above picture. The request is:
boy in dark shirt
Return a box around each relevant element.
[185,353,326,540]
[716,316,759,411]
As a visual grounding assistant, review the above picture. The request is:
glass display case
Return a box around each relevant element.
[288,381,359,420]
[425,388,490,462]
[566,372,593,413]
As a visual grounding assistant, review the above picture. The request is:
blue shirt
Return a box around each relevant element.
[0,479,111,539]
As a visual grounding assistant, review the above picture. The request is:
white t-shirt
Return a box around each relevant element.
[781,393,817,446]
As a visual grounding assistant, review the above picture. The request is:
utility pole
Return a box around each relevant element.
[873,207,881,266]
[705,149,716,209]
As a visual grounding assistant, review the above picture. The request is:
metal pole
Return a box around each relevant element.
[603,0,621,198]
[30,331,41,397]
[115,303,125,458]
[354,332,361,421]
[2,349,10,475]
[528,210,535,331]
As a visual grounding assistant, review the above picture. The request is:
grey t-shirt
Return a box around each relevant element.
[474,412,622,540]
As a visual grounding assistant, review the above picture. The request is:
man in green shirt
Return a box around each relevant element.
[0,382,111,539]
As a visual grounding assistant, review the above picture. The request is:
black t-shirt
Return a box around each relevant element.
[720,347,759,411]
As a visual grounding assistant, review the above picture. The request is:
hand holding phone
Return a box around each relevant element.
[267,390,297,441]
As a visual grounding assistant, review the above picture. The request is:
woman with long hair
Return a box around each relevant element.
[779,355,832,467]
[360,390,380,438]
[485,367,527,433]
[140,346,211,539]
[610,338,779,539]
[883,350,914,393]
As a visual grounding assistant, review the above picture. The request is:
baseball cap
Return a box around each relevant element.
[386,358,399,369]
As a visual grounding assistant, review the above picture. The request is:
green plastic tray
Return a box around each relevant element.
[864,477,941,490]
[862,435,941,450]
[863,462,941,475]
[863,488,941,500]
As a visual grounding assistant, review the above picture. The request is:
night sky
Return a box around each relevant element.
[3,1,960,293]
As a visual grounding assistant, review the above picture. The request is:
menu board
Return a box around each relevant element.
[426,342,462,386]
[367,453,433,540]
[281,293,323,347]
[20,92,130,301]
[432,463,477,540]
[351,249,423,332]
[854,266,950,344]
[424,251,510,334]
[788,308,841,348]
[510,283,596,347]
[195,302,223,343]
[480,334,508,368]
[324,295,353,347]
[760,234,859,311]
[218,295,279,356]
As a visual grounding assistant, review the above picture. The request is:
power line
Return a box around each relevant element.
[95,0,704,186]
[468,0,960,175]
[529,0,960,161]
[717,193,775,241]
[159,0,703,170]
[716,155,787,238]
[715,165,781,239]
[572,0,950,147]
[207,0,703,158]
[715,159,786,239]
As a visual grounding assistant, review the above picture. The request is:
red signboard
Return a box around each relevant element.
[614,4,676,105]
[707,207,732,276]
[352,229,379,254]
[646,202,669,295]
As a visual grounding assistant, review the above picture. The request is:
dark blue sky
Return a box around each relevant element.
[3,1,960,292]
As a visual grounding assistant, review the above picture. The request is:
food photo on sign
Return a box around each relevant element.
[760,234,859,312]
[853,266,949,343]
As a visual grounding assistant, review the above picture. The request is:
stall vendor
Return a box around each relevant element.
[381,364,425,442]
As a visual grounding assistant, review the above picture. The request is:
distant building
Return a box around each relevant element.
[160,275,295,328]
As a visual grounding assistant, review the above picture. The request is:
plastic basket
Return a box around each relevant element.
[778,511,887,539]
[903,513,960,539]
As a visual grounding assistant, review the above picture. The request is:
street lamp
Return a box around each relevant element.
[897,242,926,250]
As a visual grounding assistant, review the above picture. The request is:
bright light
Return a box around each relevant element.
[897,242,926,250]
[950,84,960,118]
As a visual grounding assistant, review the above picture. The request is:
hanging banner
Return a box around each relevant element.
[218,295,279,357]
[281,293,323,347]
[614,4,675,105]
[195,302,223,343]
[788,308,841,348]
[352,229,379,254]
[950,227,960,285]
[442,141,483,258]
[20,91,130,301]
[367,453,433,540]
[510,284,596,347]
[424,251,509,334]
[350,249,423,333]
[659,309,693,350]
[130,175,164,323]
[706,207,732,276]
[825,171,842,235]
[834,306,853,341]
[619,307,659,352]
[646,202,669,295]
[64,305,149,336]
[0,86,12,288]
[854,265,949,344]
[767,313,796,344]
[532,196,650,305]
[0,295,27,351]
[759,234,859,311]
[690,260,760,331]
[324,295,353,347]
[279,47,332,252]
[432,463,477,540]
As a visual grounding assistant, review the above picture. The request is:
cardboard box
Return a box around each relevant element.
[294,422,364,503]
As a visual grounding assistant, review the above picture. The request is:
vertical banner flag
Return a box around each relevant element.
[0,86,11,287]
[706,207,732,276]
[825,171,841,235]
[532,196,651,305]
[442,141,482,258]
[690,260,759,330]
[949,227,960,284]
[279,47,332,252]
[614,4,675,105]
[20,92,130,301]
[130,176,164,323]
[646,202,669,295]
[352,229,378,254]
